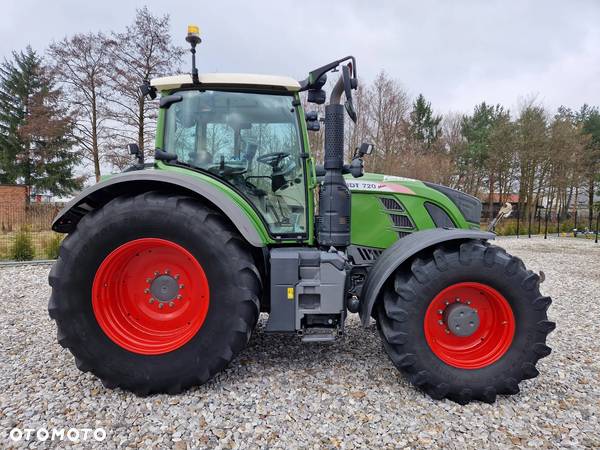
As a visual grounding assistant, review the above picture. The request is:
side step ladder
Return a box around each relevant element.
[299,327,341,343]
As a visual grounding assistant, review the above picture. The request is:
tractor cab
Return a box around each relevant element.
[153,78,309,236]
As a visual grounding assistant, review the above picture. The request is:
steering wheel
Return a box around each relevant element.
[256,151,296,178]
[256,152,290,166]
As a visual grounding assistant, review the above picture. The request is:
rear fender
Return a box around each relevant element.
[52,170,268,247]
[359,228,495,326]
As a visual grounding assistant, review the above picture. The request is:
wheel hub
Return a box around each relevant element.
[423,282,515,369]
[92,238,210,355]
[444,303,480,337]
[150,274,179,302]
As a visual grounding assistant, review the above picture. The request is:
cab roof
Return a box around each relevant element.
[150,73,301,92]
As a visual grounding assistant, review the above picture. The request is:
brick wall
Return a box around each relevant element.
[0,185,28,231]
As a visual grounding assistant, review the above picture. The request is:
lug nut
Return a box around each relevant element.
[158,303,164,309]
[438,320,443,325]
[466,300,471,305]
[146,278,152,283]
[176,294,182,300]
[168,302,174,307]
[149,298,154,304]
[174,274,180,280]
[445,329,450,334]
[455,298,460,302]
[165,269,170,274]
[437,309,443,315]
[154,271,159,276]
[179,284,184,289]
[144,288,150,294]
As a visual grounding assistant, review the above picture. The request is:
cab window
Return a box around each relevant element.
[164,90,307,236]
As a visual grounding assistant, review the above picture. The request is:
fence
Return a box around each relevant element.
[486,206,600,243]
[0,203,64,261]
[0,200,598,262]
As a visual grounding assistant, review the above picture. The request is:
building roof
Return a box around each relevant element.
[150,73,301,92]
[478,193,520,203]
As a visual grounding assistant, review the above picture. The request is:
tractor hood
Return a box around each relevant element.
[344,173,482,225]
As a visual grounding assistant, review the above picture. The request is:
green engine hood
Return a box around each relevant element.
[345,173,482,250]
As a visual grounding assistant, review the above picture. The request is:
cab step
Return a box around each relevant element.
[299,327,341,343]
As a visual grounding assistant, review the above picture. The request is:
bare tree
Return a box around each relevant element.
[48,33,110,181]
[104,7,185,168]
[515,101,548,223]
[364,71,410,174]
[440,113,466,188]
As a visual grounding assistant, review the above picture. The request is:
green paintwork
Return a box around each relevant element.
[153,91,474,251]
[293,93,316,245]
[348,173,472,249]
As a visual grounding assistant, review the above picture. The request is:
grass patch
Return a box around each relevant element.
[0,230,58,260]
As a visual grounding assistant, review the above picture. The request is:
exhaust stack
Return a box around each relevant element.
[316,77,351,249]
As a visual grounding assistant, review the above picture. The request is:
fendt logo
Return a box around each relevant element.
[8,427,107,443]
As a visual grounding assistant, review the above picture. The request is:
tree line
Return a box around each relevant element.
[309,71,600,228]
[0,7,183,198]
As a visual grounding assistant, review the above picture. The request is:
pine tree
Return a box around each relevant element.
[0,47,81,197]
[0,50,32,184]
[409,94,442,150]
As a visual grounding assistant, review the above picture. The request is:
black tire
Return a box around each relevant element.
[376,240,555,404]
[48,192,261,395]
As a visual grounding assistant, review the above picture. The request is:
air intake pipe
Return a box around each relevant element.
[316,77,351,249]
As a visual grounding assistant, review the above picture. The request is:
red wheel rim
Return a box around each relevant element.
[92,238,210,355]
[424,282,515,369]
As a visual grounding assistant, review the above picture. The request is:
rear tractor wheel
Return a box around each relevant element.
[48,192,261,395]
[377,241,555,404]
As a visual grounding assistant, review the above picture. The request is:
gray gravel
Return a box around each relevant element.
[0,236,599,449]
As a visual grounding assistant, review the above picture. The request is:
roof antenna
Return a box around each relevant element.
[186,25,202,85]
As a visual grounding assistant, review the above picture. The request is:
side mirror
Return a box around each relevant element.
[305,111,318,121]
[139,80,157,100]
[128,143,140,155]
[306,120,320,131]
[128,143,144,165]
[307,89,326,105]
[357,142,374,157]
[342,64,357,123]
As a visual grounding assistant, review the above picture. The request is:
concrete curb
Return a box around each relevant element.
[0,259,55,267]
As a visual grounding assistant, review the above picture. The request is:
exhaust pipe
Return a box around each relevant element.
[316,76,351,249]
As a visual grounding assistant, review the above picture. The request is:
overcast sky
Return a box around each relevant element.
[2,0,599,115]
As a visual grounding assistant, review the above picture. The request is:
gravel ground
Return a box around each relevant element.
[0,236,598,449]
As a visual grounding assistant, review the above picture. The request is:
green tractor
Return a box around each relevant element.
[48,27,554,404]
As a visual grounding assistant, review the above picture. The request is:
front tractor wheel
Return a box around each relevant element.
[377,241,555,404]
[48,193,261,395]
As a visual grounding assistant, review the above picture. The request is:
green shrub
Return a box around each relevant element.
[43,233,63,259]
[10,227,35,261]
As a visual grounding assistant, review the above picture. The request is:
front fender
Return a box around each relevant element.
[359,228,495,326]
[52,170,269,247]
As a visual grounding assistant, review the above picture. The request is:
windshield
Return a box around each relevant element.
[164,90,307,236]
